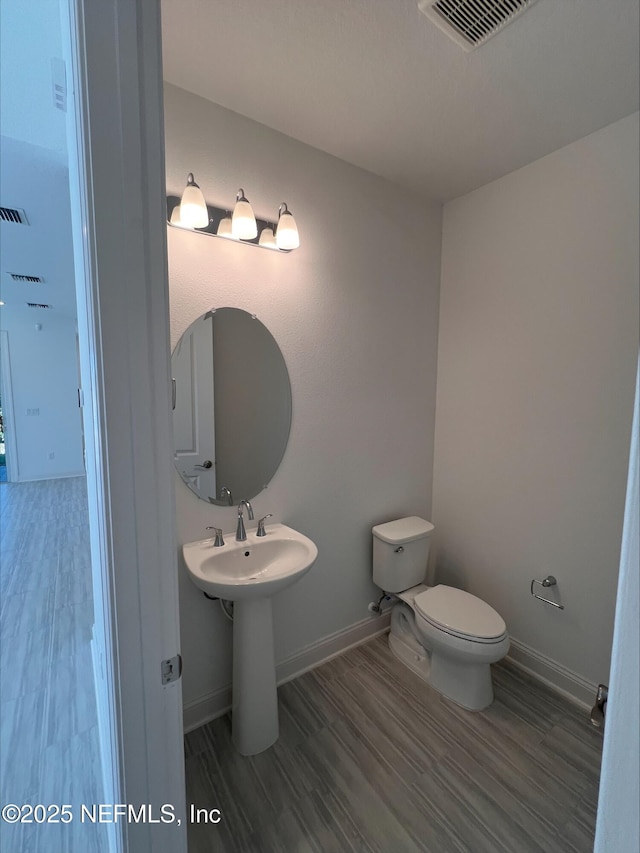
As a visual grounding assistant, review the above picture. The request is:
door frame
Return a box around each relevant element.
[64,1,187,850]
[594,354,639,851]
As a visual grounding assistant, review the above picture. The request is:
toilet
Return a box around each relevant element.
[373,516,509,711]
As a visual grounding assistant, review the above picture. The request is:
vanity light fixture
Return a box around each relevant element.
[167,179,300,252]
[231,189,257,240]
[179,173,209,228]
[275,203,300,250]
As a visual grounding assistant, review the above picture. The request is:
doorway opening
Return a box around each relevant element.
[0,2,113,851]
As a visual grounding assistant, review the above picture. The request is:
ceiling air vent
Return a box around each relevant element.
[10,273,44,283]
[26,302,52,309]
[0,206,29,225]
[418,0,540,51]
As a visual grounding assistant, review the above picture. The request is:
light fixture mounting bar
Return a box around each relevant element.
[166,196,293,252]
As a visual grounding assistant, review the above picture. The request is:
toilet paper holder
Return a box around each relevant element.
[530,575,565,610]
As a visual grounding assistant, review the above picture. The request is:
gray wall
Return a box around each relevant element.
[432,113,639,689]
[164,85,442,717]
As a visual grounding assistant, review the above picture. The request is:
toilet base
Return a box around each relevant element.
[388,628,494,711]
[427,648,494,711]
[388,602,498,711]
[389,627,431,682]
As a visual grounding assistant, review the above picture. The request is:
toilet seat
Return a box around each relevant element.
[414,585,506,644]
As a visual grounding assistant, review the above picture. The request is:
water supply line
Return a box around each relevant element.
[202,591,234,621]
[220,599,234,622]
[368,592,397,614]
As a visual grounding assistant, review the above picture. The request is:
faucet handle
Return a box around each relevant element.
[256,514,273,537]
[205,526,225,547]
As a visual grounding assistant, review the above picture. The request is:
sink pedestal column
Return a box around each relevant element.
[232,597,279,756]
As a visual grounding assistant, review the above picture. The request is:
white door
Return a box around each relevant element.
[63,2,187,851]
[173,315,217,499]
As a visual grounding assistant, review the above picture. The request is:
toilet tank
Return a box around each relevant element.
[372,516,435,592]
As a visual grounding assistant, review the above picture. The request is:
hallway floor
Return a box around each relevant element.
[0,477,108,853]
[185,635,602,853]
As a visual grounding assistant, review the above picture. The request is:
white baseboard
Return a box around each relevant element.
[14,470,85,483]
[183,621,597,732]
[507,637,597,711]
[275,611,391,686]
[182,612,391,733]
[183,684,232,734]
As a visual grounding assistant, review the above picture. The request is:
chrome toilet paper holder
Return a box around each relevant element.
[530,575,565,610]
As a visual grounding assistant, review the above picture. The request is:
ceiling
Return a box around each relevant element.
[1,0,638,324]
[161,0,640,201]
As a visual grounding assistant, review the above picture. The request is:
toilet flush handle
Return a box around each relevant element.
[394,546,404,554]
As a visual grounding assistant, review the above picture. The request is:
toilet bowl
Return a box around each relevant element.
[372,517,509,711]
[390,584,509,710]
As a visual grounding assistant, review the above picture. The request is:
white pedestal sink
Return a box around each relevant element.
[183,523,318,755]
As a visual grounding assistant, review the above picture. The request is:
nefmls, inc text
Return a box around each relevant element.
[80,804,177,824]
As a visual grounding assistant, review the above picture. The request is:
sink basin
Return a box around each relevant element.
[183,523,318,601]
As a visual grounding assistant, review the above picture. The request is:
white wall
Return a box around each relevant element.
[432,113,639,694]
[164,85,442,717]
[0,312,84,480]
[0,0,67,154]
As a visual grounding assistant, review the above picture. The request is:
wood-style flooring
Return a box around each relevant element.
[185,635,603,853]
[0,477,108,853]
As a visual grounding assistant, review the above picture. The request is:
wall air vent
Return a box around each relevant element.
[418,0,540,51]
[0,206,29,225]
[26,302,52,309]
[10,273,44,283]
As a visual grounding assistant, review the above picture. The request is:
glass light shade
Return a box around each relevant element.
[170,204,183,226]
[258,227,278,249]
[217,216,234,239]
[231,190,257,239]
[179,173,209,228]
[276,207,300,250]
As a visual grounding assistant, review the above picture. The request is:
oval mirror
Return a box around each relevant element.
[172,308,292,504]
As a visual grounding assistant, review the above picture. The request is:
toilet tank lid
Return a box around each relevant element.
[372,516,434,544]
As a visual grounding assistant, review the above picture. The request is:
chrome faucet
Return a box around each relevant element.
[236,500,254,541]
